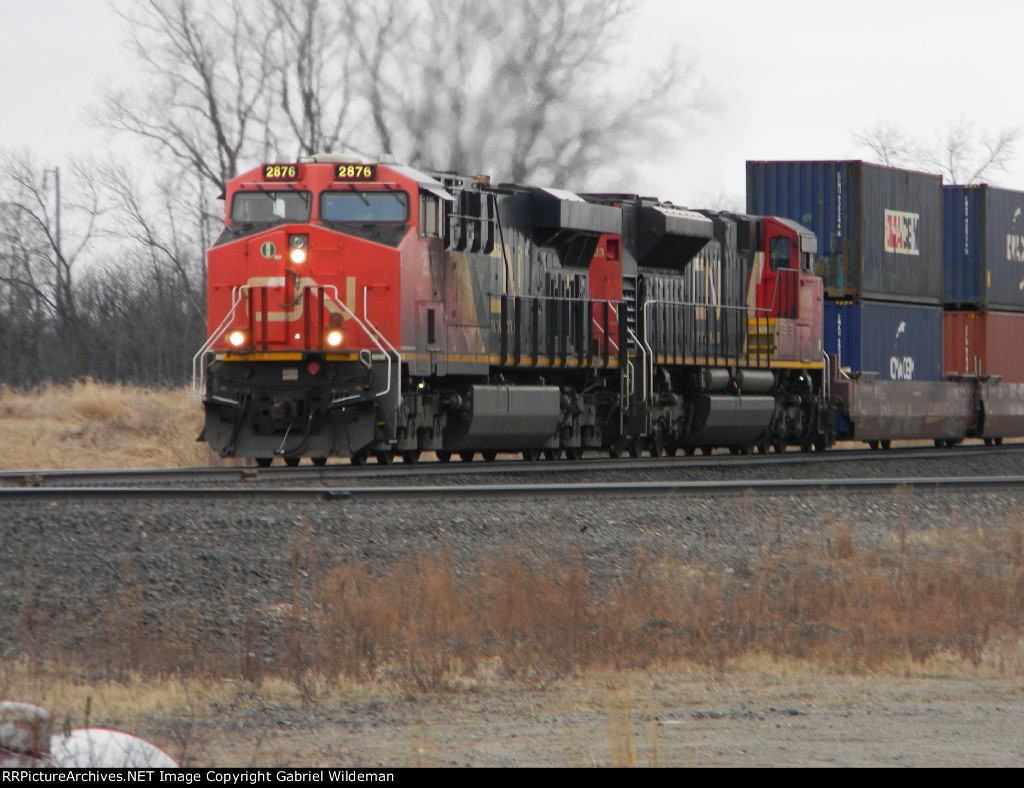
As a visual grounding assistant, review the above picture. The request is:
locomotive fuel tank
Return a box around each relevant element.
[441,385,562,451]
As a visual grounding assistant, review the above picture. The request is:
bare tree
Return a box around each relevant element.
[852,122,921,169]
[360,0,713,186]
[107,165,206,319]
[266,0,361,158]
[0,151,103,378]
[855,119,1020,185]
[99,0,712,189]
[97,0,276,194]
[924,122,1019,185]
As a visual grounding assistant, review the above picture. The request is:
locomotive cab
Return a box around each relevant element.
[196,159,452,465]
[750,217,823,366]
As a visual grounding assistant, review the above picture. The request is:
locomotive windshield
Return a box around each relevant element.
[230,191,311,225]
[321,191,409,224]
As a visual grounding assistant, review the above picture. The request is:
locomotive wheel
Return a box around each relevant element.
[648,436,664,458]
[773,439,786,454]
[683,446,696,456]
[881,440,892,450]
[814,436,827,453]
[284,456,301,467]
[376,451,394,466]
[482,451,497,462]
[627,441,642,459]
[934,439,945,448]
[401,450,421,465]
[608,446,622,459]
[436,450,452,463]
[868,441,880,451]
[755,438,770,455]
[350,451,369,466]
[984,438,994,446]
[544,448,562,461]
[700,446,713,456]
[996,438,1004,446]
[799,440,812,453]
[312,457,328,466]
[565,447,583,461]
[460,451,475,463]
[664,446,678,457]
[256,457,273,468]
[522,448,541,461]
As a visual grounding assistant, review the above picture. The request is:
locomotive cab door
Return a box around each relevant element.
[758,219,799,320]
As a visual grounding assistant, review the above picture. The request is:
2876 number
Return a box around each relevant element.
[262,164,299,180]
[335,164,376,181]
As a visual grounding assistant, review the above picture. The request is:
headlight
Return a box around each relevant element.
[289,234,308,264]
[228,330,247,348]
[326,329,345,348]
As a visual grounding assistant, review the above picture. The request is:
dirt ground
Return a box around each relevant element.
[157,661,1024,768]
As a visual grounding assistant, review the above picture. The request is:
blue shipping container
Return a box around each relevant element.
[824,300,944,382]
[747,161,943,304]
[943,184,1024,310]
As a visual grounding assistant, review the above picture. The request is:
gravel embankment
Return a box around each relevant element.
[3,447,1024,670]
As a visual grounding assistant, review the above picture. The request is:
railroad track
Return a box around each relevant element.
[1,442,1021,489]
[2,474,1024,503]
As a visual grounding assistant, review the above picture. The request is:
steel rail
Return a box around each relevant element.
[2,475,1024,504]
[1,443,1022,488]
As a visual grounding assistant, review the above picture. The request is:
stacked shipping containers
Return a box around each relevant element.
[747,161,945,381]
[942,184,1024,382]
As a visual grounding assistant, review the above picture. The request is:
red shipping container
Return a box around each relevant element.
[944,310,1024,382]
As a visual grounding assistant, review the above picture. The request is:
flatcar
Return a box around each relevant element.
[195,156,830,465]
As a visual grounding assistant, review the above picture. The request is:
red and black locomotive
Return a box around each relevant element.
[195,157,829,465]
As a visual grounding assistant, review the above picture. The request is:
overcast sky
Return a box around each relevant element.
[2,0,1023,207]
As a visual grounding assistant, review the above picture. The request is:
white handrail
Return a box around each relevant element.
[360,285,401,402]
[592,318,619,353]
[192,287,247,395]
[627,325,649,405]
[191,284,399,405]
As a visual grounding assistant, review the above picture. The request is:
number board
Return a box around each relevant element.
[262,164,300,181]
[334,164,377,181]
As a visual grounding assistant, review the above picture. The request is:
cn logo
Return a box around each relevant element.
[890,356,916,380]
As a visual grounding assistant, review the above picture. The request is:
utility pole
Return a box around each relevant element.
[54,166,61,270]
[45,167,63,316]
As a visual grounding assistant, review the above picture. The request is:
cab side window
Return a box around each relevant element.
[769,236,792,271]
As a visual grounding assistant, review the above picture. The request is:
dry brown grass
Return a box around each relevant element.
[0,381,218,469]
[20,521,1024,692]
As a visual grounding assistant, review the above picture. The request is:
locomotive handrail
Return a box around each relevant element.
[753,267,800,319]
[593,318,619,353]
[359,284,400,403]
[608,303,634,398]
[190,284,398,405]
[641,297,752,371]
[496,292,622,366]
[630,325,651,405]
[192,286,249,395]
